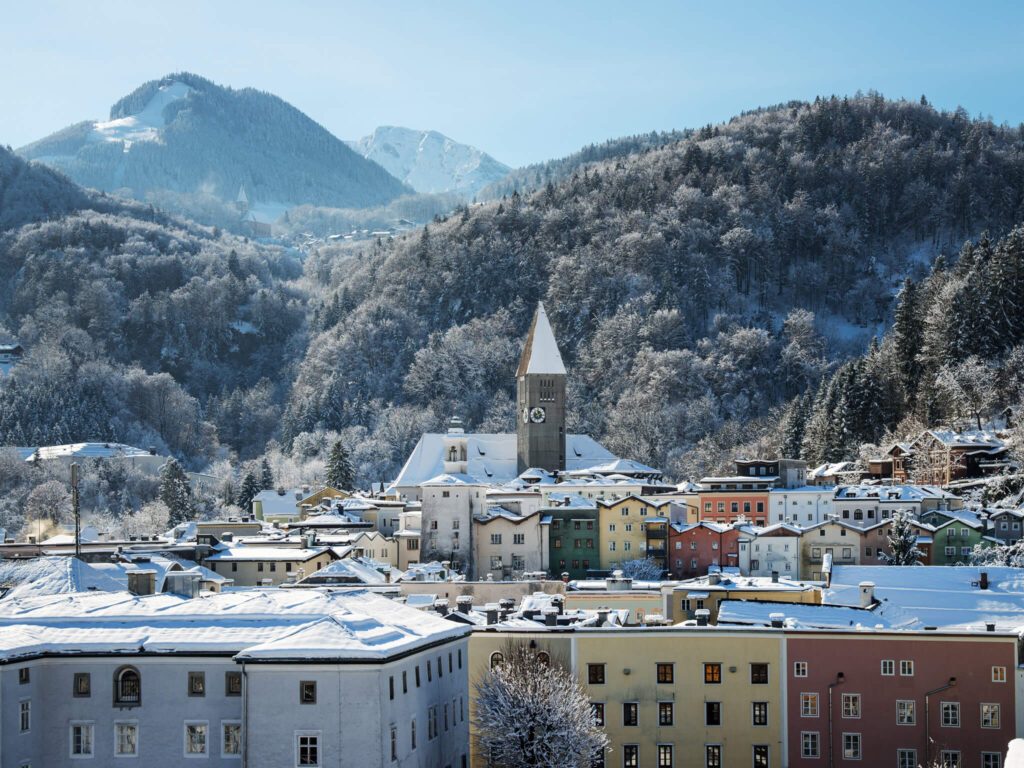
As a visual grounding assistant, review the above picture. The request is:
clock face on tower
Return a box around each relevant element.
[529,406,546,423]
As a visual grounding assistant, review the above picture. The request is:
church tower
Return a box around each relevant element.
[516,303,567,473]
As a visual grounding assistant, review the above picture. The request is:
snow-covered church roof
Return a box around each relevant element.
[390,432,617,490]
[516,302,566,376]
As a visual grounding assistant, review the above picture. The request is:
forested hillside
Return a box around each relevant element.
[0,147,306,467]
[287,95,1024,481]
[18,73,409,213]
[4,94,1024,509]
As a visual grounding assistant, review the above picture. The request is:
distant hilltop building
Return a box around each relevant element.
[0,341,23,375]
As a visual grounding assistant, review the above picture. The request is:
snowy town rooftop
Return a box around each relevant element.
[17,442,156,461]
[0,588,468,662]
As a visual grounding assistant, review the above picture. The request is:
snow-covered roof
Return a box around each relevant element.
[516,302,566,376]
[253,489,303,517]
[543,493,597,510]
[826,565,1024,631]
[295,558,389,586]
[390,432,617,490]
[923,429,1005,449]
[0,589,468,662]
[835,484,958,502]
[0,557,125,600]
[808,461,856,479]
[23,442,155,462]
[205,545,332,562]
[673,574,814,593]
[717,600,915,630]
[568,458,661,477]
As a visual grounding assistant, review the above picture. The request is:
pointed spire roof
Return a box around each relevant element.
[236,184,248,204]
[517,302,566,376]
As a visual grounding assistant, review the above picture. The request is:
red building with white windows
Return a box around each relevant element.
[667,521,755,579]
[786,630,1016,768]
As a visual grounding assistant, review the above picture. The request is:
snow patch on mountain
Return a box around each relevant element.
[349,126,510,197]
[92,81,193,147]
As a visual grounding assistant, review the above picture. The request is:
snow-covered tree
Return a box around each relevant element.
[473,642,608,768]
[24,480,72,524]
[970,541,1024,568]
[159,459,195,526]
[122,501,171,539]
[880,511,923,565]
[259,458,274,490]
[618,557,664,581]
[236,471,260,515]
[934,356,1000,430]
[325,440,355,491]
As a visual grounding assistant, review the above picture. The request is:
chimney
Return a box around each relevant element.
[551,595,565,615]
[771,570,779,583]
[986,623,996,632]
[498,598,515,621]
[769,612,785,629]
[165,572,201,599]
[561,571,570,583]
[695,608,710,627]
[708,572,721,586]
[523,609,539,621]
[544,608,558,627]
[484,604,498,625]
[859,581,875,608]
[596,608,609,626]
[127,570,156,596]
[980,572,989,590]
[456,595,473,614]
[433,598,449,616]
[221,532,234,543]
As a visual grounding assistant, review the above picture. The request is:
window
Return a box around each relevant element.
[945,546,955,557]
[841,693,861,718]
[623,745,639,767]
[941,701,960,727]
[940,751,961,768]
[623,702,638,726]
[19,667,29,684]
[657,663,674,683]
[588,663,605,684]
[704,663,722,684]
[800,693,819,717]
[592,702,605,726]
[296,732,320,766]
[705,701,721,726]
[801,732,820,758]
[658,701,673,726]
[391,725,398,761]
[19,700,30,732]
[751,663,769,684]
[70,722,94,757]
[490,534,502,545]
[222,722,241,757]
[226,671,242,696]
[983,753,1002,768]
[403,670,409,693]
[993,666,1007,683]
[188,671,206,697]
[114,666,141,706]
[301,680,317,704]
[74,672,91,697]
[513,533,525,545]
[897,749,917,768]
[657,744,674,768]
[896,700,916,725]
[428,706,439,740]
[752,701,768,726]
[753,745,769,768]
[115,721,139,756]
[881,659,894,676]
[184,722,208,757]
[981,703,1001,728]
[812,547,822,559]
[793,661,808,677]
[705,745,722,767]
[410,719,417,750]
[842,733,861,760]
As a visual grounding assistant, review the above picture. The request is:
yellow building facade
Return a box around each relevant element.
[469,627,785,768]
[598,496,670,570]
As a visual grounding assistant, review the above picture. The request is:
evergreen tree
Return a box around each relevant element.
[326,440,355,491]
[221,478,236,508]
[891,278,922,395]
[881,512,923,566]
[778,392,811,458]
[159,459,195,526]
[237,472,260,515]
[260,458,274,490]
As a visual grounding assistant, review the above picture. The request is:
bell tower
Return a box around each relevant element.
[516,303,566,473]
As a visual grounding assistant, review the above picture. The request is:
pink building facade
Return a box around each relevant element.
[786,631,1017,768]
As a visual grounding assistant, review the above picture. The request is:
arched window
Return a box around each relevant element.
[536,652,550,666]
[489,652,504,669]
[448,447,458,462]
[114,666,141,706]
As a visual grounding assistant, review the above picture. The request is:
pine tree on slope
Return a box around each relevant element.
[326,440,355,491]
[159,459,195,527]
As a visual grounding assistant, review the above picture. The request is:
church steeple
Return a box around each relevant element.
[517,303,567,473]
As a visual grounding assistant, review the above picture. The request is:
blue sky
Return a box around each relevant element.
[3,0,1023,167]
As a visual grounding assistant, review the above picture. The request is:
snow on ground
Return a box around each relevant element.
[247,200,290,224]
[91,81,193,146]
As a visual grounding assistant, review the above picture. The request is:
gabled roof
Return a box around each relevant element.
[516,302,566,376]
[0,556,124,600]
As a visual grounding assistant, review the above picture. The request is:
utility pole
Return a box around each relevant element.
[71,462,81,558]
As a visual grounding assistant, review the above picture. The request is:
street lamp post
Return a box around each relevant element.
[924,677,957,767]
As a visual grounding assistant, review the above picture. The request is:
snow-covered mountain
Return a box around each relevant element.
[18,73,410,213]
[348,126,510,197]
